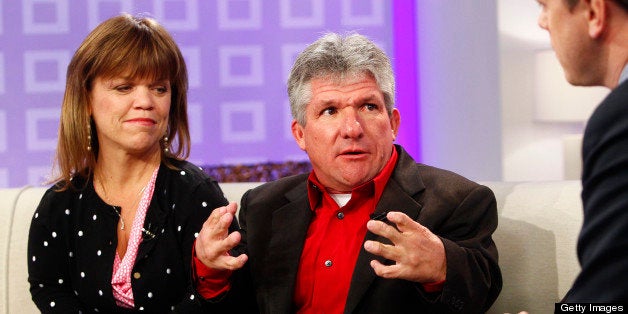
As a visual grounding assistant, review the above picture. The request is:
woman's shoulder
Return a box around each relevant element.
[163,159,216,185]
[159,159,228,211]
[161,159,224,195]
[34,177,90,222]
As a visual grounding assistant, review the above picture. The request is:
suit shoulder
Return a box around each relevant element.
[412,163,492,202]
[587,81,628,127]
[416,163,479,187]
[245,173,309,203]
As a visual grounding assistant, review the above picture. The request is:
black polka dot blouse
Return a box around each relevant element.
[27,159,229,313]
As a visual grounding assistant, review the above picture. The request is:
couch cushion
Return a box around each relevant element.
[485,181,582,314]
[1,187,38,314]
[2,181,584,314]
[7,186,43,314]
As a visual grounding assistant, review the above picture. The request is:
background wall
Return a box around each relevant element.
[497,0,609,182]
[0,0,603,187]
[0,0,395,187]
[416,1,502,181]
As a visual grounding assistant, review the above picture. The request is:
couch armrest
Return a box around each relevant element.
[4,186,46,314]
[1,186,35,314]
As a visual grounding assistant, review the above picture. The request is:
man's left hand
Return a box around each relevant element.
[364,211,446,284]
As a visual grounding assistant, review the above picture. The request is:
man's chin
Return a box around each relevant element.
[340,172,375,188]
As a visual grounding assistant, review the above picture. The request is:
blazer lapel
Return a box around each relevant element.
[261,185,313,313]
[344,147,425,313]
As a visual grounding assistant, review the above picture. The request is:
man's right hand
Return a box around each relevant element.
[195,202,248,270]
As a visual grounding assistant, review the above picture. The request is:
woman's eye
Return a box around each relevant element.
[115,85,132,92]
[154,86,169,94]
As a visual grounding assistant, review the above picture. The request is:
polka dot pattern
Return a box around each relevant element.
[27,161,226,312]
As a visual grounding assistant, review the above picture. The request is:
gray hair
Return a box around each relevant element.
[287,33,395,126]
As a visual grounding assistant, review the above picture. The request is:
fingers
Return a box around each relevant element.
[369,259,400,279]
[203,202,238,233]
[195,203,245,270]
[365,212,407,262]
[366,211,413,242]
[224,202,238,215]
[364,239,399,262]
[383,211,419,233]
[365,211,447,282]
[211,252,249,271]
[367,211,430,240]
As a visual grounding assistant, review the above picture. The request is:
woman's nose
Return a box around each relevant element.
[134,87,154,110]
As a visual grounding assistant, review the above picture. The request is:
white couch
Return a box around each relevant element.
[1,181,582,313]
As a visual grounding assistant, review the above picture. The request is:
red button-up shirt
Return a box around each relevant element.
[193,147,443,307]
[294,148,398,313]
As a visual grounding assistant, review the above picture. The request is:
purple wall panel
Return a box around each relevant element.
[392,0,419,161]
[0,0,400,187]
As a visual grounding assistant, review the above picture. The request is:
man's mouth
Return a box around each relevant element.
[339,149,367,156]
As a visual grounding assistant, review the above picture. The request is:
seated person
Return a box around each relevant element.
[194,32,502,313]
[27,14,228,313]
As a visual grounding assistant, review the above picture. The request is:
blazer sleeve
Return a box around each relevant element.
[435,184,501,313]
[565,83,628,302]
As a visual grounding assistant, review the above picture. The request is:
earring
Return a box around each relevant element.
[163,134,169,153]
[87,123,92,151]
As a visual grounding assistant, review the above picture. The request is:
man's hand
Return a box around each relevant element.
[195,203,248,270]
[364,211,446,283]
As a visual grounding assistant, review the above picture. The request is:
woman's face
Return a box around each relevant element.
[90,75,171,157]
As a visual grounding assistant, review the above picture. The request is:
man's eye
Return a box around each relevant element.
[365,103,378,111]
[322,107,337,115]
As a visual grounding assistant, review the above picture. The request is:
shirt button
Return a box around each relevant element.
[133,272,141,279]
[337,212,344,219]
[324,260,332,267]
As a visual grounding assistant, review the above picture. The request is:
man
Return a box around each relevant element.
[537,0,628,302]
[194,33,502,313]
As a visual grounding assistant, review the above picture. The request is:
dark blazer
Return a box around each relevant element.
[212,145,501,313]
[563,79,628,302]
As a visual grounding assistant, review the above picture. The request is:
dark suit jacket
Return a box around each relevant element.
[563,79,628,302]
[211,145,501,313]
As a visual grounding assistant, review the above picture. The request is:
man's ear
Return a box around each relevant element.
[390,108,400,141]
[587,0,607,38]
[291,119,307,151]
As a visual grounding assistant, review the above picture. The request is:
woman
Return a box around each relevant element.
[27,14,228,313]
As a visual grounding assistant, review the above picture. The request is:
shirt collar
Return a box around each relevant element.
[307,146,399,211]
[619,63,628,86]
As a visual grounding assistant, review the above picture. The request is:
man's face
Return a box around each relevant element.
[291,74,400,193]
[537,0,599,86]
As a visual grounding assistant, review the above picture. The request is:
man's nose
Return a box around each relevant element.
[341,109,363,138]
[537,12,548,30]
